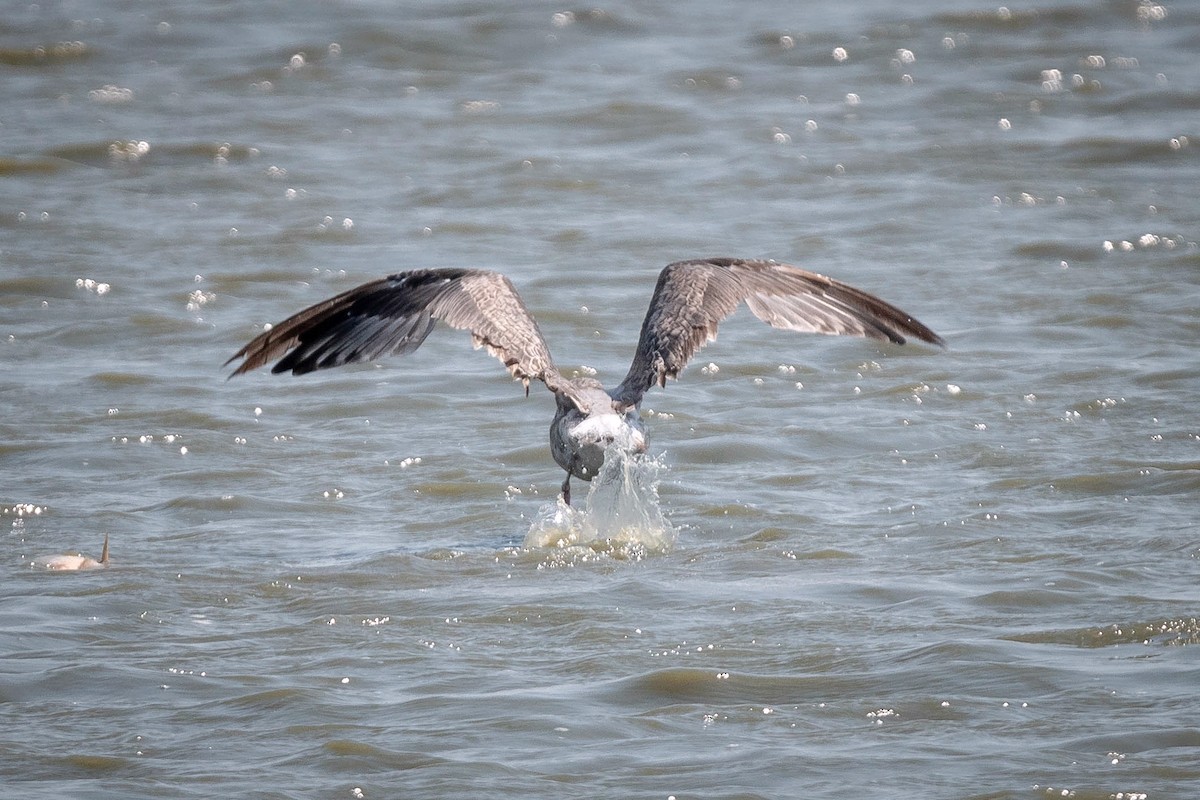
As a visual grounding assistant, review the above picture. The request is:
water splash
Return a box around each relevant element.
[524,444,675,558]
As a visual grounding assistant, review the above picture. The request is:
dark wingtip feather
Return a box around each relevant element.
[613,258,944,406]
[223,269,568,393]
[893,316,945,348]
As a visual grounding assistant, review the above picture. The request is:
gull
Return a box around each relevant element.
[227,257,943,504]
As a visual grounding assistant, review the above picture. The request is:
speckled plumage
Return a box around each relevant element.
[227,258,943,503]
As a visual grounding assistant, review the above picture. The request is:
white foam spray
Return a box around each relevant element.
[524,444,675,558]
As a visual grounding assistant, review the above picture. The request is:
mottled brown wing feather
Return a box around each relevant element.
[225,268,573,396]
[612,258,943,407]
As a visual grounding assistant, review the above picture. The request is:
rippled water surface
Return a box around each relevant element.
[3,1,1198,798]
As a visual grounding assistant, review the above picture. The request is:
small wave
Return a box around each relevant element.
[523,443,675,556]
[1004,617,1200,648]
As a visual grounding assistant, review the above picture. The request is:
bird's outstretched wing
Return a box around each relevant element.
[611,258,943,408]
[226,268,576,398]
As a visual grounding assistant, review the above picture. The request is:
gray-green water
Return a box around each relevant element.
[3,1,1198,798]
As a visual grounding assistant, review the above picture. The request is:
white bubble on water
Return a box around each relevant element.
[89,84,133,104]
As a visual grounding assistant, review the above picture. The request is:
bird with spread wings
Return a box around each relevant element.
[227,257,943,504]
